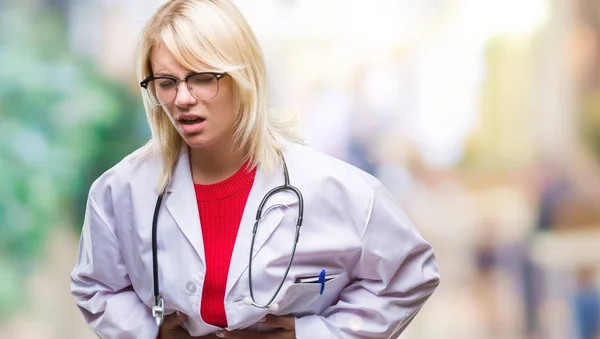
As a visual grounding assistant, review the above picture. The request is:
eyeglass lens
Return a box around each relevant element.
[145,73,220,106]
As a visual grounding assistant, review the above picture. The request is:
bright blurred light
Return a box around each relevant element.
[468,0,550,37]
[490,0,549,36]
[237,0,429,56]
[414,41,484,167]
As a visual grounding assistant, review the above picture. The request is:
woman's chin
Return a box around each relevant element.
[178,129,233,151]
[184,139,210,150]
[181,134,216,150]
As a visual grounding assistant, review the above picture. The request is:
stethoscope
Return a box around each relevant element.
[151,156,304,326]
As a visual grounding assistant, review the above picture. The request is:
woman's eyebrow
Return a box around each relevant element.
[153,71,199,78]
[153,72,176,77]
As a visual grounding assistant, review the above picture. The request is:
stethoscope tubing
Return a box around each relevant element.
[151,155,303,325]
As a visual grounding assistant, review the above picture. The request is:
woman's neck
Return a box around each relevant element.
[188,141,246,185]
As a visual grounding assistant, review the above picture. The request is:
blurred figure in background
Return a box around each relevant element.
[521,157,572,337]
[474,226,501,336]
[572,266,600,339]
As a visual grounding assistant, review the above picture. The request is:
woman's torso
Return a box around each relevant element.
[92,141,377,335]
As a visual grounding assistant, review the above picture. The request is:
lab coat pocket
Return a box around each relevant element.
[277,272,349,316]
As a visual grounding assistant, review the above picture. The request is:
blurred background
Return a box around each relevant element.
[1,0,600,338]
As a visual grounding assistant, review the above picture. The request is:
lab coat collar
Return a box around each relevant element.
[163,146,205,264]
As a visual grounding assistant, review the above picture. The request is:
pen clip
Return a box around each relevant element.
[318,269,326,295]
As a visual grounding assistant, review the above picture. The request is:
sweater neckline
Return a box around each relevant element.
[193,163,257,201]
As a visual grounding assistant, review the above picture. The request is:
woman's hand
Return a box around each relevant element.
[159,312,220,339]
[216,315,295,339]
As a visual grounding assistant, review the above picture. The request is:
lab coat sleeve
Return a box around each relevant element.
[70,195,159,339]
[295,180,440,339]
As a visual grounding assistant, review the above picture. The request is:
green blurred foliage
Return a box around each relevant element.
[0,4,148,318]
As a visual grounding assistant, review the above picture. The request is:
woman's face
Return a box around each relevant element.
[149,44,237,150]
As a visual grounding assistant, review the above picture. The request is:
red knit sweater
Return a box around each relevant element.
[193,164,257,328]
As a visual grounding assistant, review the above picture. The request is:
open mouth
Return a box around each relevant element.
[178,116,205,124]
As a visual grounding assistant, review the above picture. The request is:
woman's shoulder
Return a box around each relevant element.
[282,141,382,218]
[282,141,386,234]
[284,141,378,189]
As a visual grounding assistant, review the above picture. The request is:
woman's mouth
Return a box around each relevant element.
[179,117,204,124]
[177,115,206,133]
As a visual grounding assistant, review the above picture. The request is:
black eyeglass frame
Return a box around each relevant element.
[139,72,227,105]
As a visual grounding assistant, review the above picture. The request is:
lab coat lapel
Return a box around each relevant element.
[164,148,205,264]
[225,161,299,296]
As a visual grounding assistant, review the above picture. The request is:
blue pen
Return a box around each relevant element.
[318,269,326,295]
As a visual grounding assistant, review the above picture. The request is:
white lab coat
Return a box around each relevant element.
[70,139,440,339]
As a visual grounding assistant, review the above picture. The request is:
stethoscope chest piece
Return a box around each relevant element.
[243,296,280,311]
[152,295,165,326]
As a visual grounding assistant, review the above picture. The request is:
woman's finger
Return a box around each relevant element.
[162,311,186,330]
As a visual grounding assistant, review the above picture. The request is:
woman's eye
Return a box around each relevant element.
[191,75,214,83]
[158,80,175,88]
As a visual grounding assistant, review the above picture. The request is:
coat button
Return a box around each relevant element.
[185,281,197,295]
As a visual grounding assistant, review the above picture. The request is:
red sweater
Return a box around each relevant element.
[193,164,257,328]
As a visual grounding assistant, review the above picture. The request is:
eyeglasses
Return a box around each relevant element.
[140,72,227,106]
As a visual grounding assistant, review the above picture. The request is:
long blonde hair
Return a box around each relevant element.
[135,0,301,192]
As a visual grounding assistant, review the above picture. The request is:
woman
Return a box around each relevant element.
[70,1,440,338]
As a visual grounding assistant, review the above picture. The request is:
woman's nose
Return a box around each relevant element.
[175,82,198,107]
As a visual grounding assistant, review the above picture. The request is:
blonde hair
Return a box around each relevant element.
[135,0,301,192]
